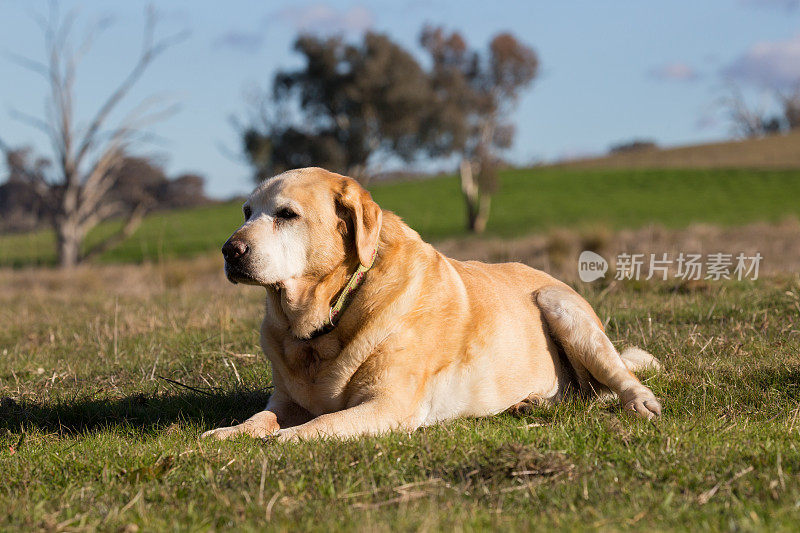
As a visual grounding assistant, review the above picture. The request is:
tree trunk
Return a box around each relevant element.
[460,158,478,231]
[459,158,491,234]
[56,221,82,268]
[472,194,491,234]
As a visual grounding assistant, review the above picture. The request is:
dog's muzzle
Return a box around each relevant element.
[222,238,256,284]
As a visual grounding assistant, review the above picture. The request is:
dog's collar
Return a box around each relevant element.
[306,248,378,340]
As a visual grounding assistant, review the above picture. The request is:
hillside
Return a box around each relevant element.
[560,131,800,169]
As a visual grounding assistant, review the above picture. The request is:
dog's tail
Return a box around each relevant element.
[619,346,662,373]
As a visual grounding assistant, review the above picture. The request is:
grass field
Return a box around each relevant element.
[1,257,799,530]
[2,167,800,267]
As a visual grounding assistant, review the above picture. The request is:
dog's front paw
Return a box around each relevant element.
[272,428,300,442]
[201,425,241,440]
[621,388,662,420]
[202,412,281,440]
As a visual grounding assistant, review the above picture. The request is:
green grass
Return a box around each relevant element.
[1,262,799,530]
[2,167,800,266]
[370,167,800,240]
[0,202,244,268]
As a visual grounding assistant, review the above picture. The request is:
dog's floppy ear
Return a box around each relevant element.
[336,178,382,268]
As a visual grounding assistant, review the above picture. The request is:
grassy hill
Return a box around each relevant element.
[1,167,800,266]
[562,131,800,170]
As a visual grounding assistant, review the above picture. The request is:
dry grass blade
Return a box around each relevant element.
[158,375,215,397]
[351,491,429,510]
[698,466,754,505]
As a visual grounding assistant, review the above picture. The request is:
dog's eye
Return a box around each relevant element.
[275,207,298,220]
[243,206,252,220]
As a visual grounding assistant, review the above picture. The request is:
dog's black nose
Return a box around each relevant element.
[222,239,249,262]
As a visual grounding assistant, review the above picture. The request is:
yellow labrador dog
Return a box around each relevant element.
[202,168,662,441]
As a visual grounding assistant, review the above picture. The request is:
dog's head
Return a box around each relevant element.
[222,168,382,287]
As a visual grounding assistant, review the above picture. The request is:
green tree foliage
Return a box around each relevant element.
[243,33,437,181]
[242,27,538,233]
[420,26,539,232]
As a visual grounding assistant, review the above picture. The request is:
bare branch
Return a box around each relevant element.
[718,82,772,138]
[2,52,50,78]
[124,98,182,131]
[77,146,126,221]
[80,202,149,261]
[79,199,125,231]
[72,10,187,170]
[74,98,179,216]
[71,14,114,71]
[8,108,56,139]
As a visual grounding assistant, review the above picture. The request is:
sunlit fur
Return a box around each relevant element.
[203,167,661,442]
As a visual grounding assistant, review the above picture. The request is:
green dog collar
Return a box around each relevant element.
[307,247,378,339]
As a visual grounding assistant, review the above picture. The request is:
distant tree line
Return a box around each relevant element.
[609,140,658,155]
[0,151,207,234]
[241,26,539,233]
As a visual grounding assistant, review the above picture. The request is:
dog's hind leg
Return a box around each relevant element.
[536,285,662,419]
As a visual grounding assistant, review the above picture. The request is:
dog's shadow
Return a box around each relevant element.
[0,387,272,437]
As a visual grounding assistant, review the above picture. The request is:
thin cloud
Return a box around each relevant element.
[215,30,266,53]
[216,4,373,52]
[648,62,700,82]
[275,4,374,34]
[723,34,800,89]
[694,113,719,131]
[740,0,799,10]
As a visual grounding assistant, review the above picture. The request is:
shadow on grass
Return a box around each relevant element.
[0,388,272,437]
[4,366,796,438]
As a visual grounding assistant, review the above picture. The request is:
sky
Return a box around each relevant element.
[1,0,799,198]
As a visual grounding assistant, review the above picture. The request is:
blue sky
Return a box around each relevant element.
[1,0,799,198]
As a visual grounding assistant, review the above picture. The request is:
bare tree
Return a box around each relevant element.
[0,6,182,267]
[720,83,800,138]
[720,85,772,138]
[777,90,800,130]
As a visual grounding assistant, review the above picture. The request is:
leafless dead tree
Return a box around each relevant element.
[720,85,770,138]
[720,83,800,138]
[776,90,800,130]
[0,5,183,267]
